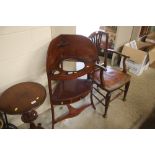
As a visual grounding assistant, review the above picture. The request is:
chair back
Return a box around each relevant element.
[89,31,109,66]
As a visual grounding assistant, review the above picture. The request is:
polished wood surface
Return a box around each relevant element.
[89,31,131,117]
[46,34,98,128]
[89,31,107,55]
[93,66,131,91]
[0,82,46,114]
[46,34,97,80]
[54,104,91,124]
[89,31,108,63]
[51,79,92,104]
[0,82,46,129]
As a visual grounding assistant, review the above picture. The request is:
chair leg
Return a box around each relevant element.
[123,81,130,101]
[51,104,55,129]
[90,90,96,110]
[103,92,111,118]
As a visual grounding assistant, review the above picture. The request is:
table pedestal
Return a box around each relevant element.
[0,82,46,129]
[21,109,43,129]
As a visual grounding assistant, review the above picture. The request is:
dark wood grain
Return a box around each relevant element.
[93,66,131,91]
[0,82,46,114]
[89,31,131,117]
[51,79,92,104]
[89,31,108,65]
[0,82,46,129]
[46,34,98,128]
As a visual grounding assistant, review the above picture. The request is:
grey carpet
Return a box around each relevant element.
[19,67,155,129]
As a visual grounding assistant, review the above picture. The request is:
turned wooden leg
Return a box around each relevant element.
[21,110,44,129]
[90,90,96,110]
[103,92,111,118]
[123,81,130,101]
[51,104,55,129]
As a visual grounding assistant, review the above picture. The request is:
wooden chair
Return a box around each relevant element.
[46,34,98,128]
[89,31,131,117]
[89,31,105,57]
[89,30,114,62]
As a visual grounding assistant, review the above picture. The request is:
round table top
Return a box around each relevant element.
[0,82,46,115]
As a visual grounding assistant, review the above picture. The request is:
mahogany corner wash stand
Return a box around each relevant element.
[46,34,98,128]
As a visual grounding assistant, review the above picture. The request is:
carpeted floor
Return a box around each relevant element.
[139,107,155,129]
[18,67,155,129]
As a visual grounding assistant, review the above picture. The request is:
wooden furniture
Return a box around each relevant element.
[89,31,107,58]
[139,26,151,37]
[0,112,4,128]
[89,31,114,61]
[99,26,117,49]
[0,82,46,129]
[0,112,18,129]
[46,34,98,128]
[89,31,131,117]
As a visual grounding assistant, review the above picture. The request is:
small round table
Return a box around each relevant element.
[0,82,46,129]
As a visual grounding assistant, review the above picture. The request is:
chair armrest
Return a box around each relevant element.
[95,63,107,71]
[107,48,130,73]
[107,48,130,59]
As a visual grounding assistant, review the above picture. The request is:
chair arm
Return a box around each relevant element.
[107,48,130,73]
[95,63,107,71]
[107,48,130,59]
[93,63,106,87]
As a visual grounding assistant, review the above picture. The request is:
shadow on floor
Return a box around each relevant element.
[139,108,155,129]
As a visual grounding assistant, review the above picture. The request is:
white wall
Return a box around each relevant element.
[114,26,133,50]
[0,27,52,92]
[0,26,76,126]
[0,27,52,125]
[112,26,133,65]
[51,26,76,38]
[130,26,141,41]
[76,26,99,37]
